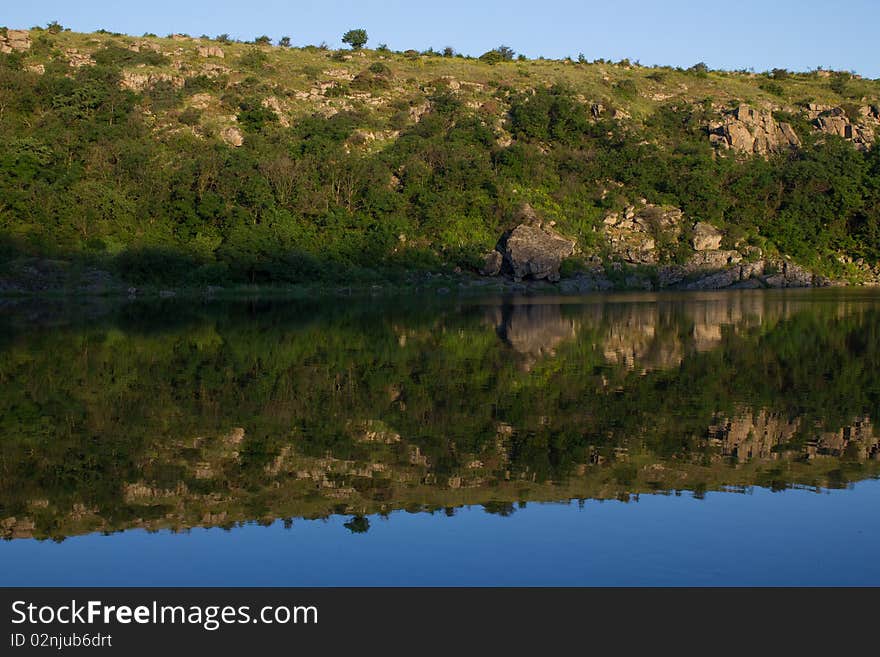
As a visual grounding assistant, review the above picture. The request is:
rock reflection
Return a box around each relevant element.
[1,290,879,540]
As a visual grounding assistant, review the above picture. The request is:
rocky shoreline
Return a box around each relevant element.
[478,202,880,292]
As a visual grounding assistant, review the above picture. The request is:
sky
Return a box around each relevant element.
[4,0,879,78]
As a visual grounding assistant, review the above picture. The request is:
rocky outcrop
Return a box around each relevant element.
[0,29,30,54]
[603,201,683,265]
[120,71,184,92]
[670,258,827,291]
[709,105,800,155]
[596,199,834,291]
[809,105,876,150]
[197,45,224,58]
[691,222,723,251]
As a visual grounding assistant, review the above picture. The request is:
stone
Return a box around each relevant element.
[708,105,800,155]
[499,223,575,283]
[813,107,875,150]
[261,96,289,127]
[197,45,224,58]
[687,249,741,269]
[480,251,503,276]
[0,29,31,54]
[120,71,184,92]
[682,267,741,290]
[691,222,724,251]
[220,126,244,147]
[603,202,684,265]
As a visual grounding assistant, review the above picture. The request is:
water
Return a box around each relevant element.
[2,289,880,586]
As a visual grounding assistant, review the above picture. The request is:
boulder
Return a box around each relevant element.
[480,251,503,276]
[691,222,723,251]
[499,224,575,282]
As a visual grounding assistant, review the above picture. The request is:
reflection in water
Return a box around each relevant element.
[1,290,879,542]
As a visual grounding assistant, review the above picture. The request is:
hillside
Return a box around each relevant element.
[1,25,880,294]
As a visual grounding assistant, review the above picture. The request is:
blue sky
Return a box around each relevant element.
[5,1,879,78]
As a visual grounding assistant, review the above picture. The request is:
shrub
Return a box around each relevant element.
[368,61,391,76]
[239,48,268,70]
[178,107,202,125]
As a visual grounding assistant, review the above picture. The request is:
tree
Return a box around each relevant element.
[496,45,515,61]
[254,35,271,45]
[342,29,367,50]
[689,61,709,76]
[278,35,291,48]
[479,45,515,64]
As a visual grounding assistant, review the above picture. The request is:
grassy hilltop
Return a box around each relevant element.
[1,24,880,292]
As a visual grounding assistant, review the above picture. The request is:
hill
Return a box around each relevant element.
[1,25,880,294]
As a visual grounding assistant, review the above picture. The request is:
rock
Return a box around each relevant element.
[480,251,503,276]
[159,290,176,298]
[708,105,800,155]
[0,29,31,54]
[687,249,741,269]
[261,96,289,127]
[120,71,184,92]
[682,267,742,290]
[728,278,763,289]
[197,45,224,58]
[491,303,578,368]
[691,222,723,251]
[499,223,575,283]
[603,202,684,265]
[220,126,244,147]
[814,107,875,150]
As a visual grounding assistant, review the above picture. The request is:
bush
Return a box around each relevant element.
[239,48,268,70]
[178,107,202,125]
[368,62,391,76]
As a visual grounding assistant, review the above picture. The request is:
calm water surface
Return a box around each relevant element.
[2,289,879,585]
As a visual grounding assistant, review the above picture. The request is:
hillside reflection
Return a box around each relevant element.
[1,290,879,540]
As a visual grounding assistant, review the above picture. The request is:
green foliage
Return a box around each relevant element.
[480,46,515,64]
[342,29,368,50]
[688,62,709,77]
[178,106,202,125]
[92,43,168,67]
[508,85,590,144]
[238,48,268,70]
[0,43,878,287]
[1,297,879,538]
[368,61,391,76]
